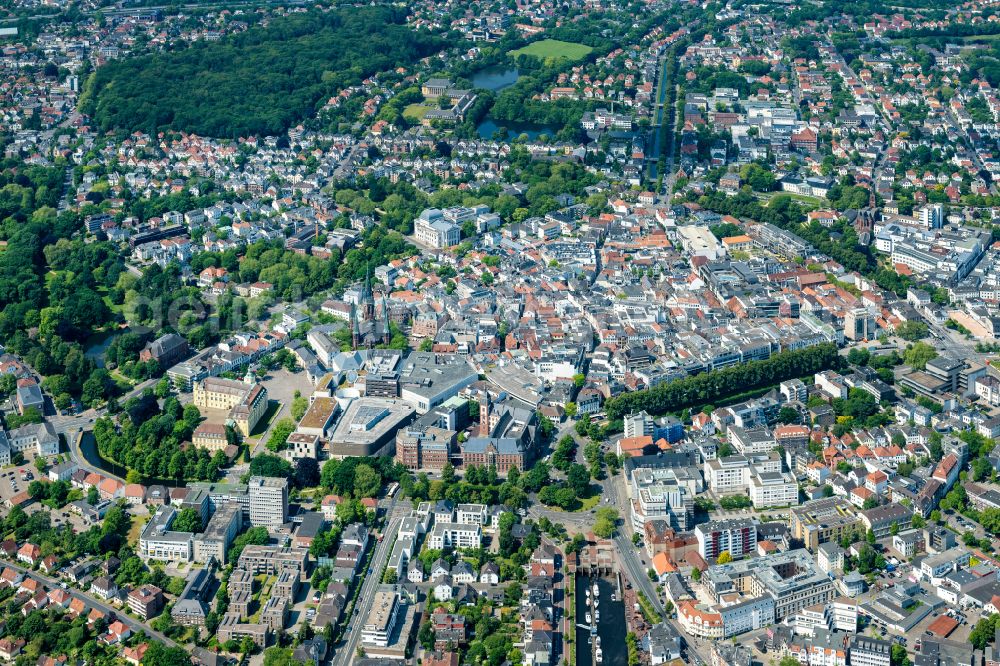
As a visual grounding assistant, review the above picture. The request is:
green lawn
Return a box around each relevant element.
[759,190,824,210]
[249,399,282,438]
[96,286,123,314]
[126,516,144,546]
[509,39,593,63]
[402,103,431,122]
[539,488,602,513]
[960,34,1000,47]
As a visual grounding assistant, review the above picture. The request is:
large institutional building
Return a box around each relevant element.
[248,476,288,529]
[193,377,269,437]
[679,549,835,639]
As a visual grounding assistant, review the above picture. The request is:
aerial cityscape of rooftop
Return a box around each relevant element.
[4,0,1000,665]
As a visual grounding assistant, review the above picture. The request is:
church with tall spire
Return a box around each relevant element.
[350,263,391,349]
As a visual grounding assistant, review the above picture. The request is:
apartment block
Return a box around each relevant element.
[749,469,799,508]
[363,590,401,648]
[427,522,481,550]
[695,519,757,560]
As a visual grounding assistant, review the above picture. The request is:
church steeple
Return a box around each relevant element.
[351,302,360,349]
[361,262,375,322]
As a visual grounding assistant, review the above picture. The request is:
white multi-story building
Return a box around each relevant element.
[362,590,400,648]
[694,519,757,560]
[8,422,59,457]
[975,375,1000,406]
[678,601,723,639]
[814,371,847,400]
[139,506,194,562]
[718,597,775,638]
[728,426,776,455]
[829,598,858,633]
[626,465,696,532]
[704,456,753,493]
[780,379,808,402]
[917,204,944,229]
[427,522,481,549]
[849,637,891,666]
[414,209,462,249]
[624,411,655,439]
[749,469,799,508]
[455,504,487,526]
[702,549,835,635]
[918,547,970,582]
[248,476,288,529]
[704,453,781,494]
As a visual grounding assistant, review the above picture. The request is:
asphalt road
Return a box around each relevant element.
[4,559,179,648]
[332,501,406,666]
[926,319,990,365]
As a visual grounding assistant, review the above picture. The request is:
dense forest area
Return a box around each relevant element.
[960,42,1000,88]
[79,7,444,137]
[0,160,141,407]
[745,0,950,25]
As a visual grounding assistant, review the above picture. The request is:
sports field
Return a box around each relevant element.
[509,39,593,63]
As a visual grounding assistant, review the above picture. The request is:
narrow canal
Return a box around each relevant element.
[575,574,628,666]
[78,429,183,486]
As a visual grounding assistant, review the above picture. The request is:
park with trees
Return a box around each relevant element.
[79,7,444,138]
[605,343,840,419]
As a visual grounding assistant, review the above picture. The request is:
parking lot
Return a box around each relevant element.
[0,466,33,502]
[258,368,312,415]
[911,606,974,646]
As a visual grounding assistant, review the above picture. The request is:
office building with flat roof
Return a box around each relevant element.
[139,506,193,562]
[297,397,340,439]
[363,590,401,648]
[238,545,309,581]
[790,497,862,552]
[704,549,835,628]
[218,613,268,648]
[749,469,799,508]
[249,476,288,529]
[186,480,251,519]
[128,584,164,620]
[399,352,478,413]
[193,502,242,563]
